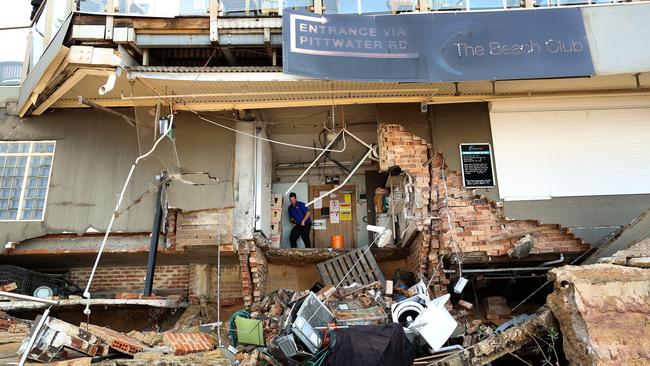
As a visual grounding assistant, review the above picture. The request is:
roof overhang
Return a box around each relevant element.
[20,62,650,116]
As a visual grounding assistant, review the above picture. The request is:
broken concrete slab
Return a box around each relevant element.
[547,264,650,366]
[463,307,557,366]
[598,237,650,269]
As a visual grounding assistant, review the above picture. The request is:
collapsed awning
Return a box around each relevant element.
[20,61,650,116]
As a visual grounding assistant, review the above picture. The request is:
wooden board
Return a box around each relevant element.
[316,246,385,287]
[309,184,356,249]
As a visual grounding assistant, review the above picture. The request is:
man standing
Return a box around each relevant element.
[288,192,312,248]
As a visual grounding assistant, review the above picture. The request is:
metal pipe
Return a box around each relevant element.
[143,172,166,296]
[78,96,135,127]
[0,291,59,305]
[539,253,564,267]
[18,307,50,366]
[443,267,552,273]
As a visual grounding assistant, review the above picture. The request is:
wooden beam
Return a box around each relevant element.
[32,69,112,115]
[135,28,209,35]
[131,17,209,30]
[105,0,115,40]
[488,224,558,243]
[209,0,219,42]
[17,46,69,118]
[314,0,324,14]
[32,46,70,96]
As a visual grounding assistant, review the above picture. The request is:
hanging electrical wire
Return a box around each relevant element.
[189,110,348,153]
[82,112,176,317]
[439,157,464,274]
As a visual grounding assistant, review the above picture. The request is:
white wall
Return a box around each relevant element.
[490,96,650,201]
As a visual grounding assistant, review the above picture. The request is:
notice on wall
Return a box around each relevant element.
[314,219,327,230]
[330,212,340,224]
[343,193,352,204]
[459,143,495,188]
[340,202,352,221]
[314,191,328,209]
[330,199,340,212]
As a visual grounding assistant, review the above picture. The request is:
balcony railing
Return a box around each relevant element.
[73,0,645,17]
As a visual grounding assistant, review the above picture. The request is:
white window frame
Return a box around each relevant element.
[0,141,56,222]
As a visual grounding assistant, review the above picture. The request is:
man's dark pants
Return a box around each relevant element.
[290,223,312,248]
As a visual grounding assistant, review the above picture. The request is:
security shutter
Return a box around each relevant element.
[489,96,650,201]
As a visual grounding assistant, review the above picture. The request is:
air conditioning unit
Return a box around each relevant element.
[291,292,335,354]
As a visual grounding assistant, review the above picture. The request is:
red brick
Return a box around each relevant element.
[162,332,215,355]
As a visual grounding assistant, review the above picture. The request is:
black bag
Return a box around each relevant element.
[328,323,415,366]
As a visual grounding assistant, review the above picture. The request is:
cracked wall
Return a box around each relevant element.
[0,109,235,246]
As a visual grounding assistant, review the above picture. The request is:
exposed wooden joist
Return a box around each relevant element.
[32,68,113,115]
[17,46,70,118]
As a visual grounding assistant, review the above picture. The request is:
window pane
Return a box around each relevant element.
[0,141,54,220]
[32,209,43,220]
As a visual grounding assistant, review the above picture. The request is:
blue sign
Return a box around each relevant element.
[282,9,594,82]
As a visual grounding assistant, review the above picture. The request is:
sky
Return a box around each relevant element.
[0,1,32,63]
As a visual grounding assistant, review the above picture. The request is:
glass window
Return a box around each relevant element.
[0,141,55,221]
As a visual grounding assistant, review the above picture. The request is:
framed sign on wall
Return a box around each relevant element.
[459,143,495,188]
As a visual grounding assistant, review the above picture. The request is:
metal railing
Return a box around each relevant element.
[69,0,648,17]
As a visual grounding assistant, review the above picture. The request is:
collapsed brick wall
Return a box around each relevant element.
[187,264,243,305]
[378,124,431,230]
[67,265,190,298]
[250,244,268,303]
[175,209,234,251]
[376,124,591,296]
[378,124,433,279]
[430,153,589,257]
[69,263,244,303]
[238,240,269,306]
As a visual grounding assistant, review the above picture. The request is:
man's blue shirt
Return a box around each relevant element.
[288,201,312,225]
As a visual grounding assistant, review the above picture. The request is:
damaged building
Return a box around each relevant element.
[0,0,649,364]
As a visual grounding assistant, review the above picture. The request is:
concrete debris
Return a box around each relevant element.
[598,237,650,268]
[24,317,110,362]
[548,264,650,366]
[462,307,557,366]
